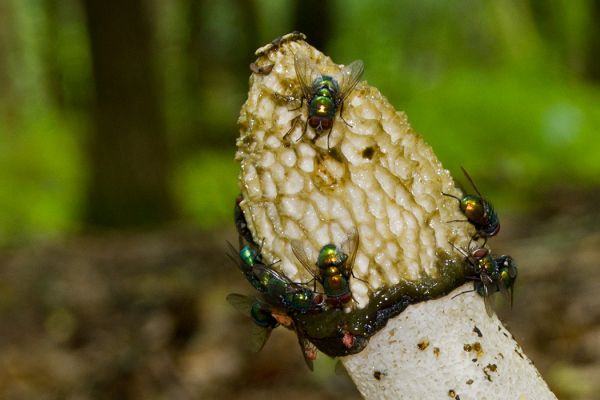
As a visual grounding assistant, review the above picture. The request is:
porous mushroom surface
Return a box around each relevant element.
[237,33,471,309]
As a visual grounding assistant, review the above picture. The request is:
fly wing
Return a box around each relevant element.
[291,240,318,280]
[251,263,292,306]
[509,260,517,310]
[483,292,496,318]
[226,240,246,271]
[340,228,359,277]
[252,262,290,284]
[294,52,321,100]
[250,323,272,353]
[226,240,238,258]
[508,260,518,279]
[478,278,496,318]
[227,293,273,352]
[508,262,517,309]
[226,293,254,315]
[296,330,316,371]
[498,279,511,306]
[338,59,364,102]
[497,277,515,310]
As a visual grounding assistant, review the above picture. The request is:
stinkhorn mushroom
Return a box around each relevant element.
[234,32,557,400]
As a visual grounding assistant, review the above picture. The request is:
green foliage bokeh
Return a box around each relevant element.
[1,0,599,241]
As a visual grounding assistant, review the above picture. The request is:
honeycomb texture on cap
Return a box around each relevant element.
[236,34,473,307]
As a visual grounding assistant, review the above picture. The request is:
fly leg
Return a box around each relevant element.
[350,272,373,292]
[275,93,306,144]
[470,232,488,249]
[274,92,303,109]
[322,127,333,149]
[338,101,353,128]
[441,193,469,224]
[283,115,307,144]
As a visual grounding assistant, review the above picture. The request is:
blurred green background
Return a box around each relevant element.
[2,0,599,241]
[1,0,599,399]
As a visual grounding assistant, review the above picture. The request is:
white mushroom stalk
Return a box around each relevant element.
[235,32,557,399]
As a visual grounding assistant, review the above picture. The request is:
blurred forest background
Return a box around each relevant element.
[0,0,599,399]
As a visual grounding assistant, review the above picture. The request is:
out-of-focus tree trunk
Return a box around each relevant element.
[81,0,175,227]
[292,0,332,52]
[233,0,260,75]
[0,0,20,129]
[585,0,600,81]
[181,0,208,149]
[42,0,65,109]
[42,0,91,113]
[181,0,258,149]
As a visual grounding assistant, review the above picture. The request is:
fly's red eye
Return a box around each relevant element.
[321,119,333,129]
[472,248,489,259]
[308,116,321,128]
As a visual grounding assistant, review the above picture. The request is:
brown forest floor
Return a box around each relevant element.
[0,191,599,399]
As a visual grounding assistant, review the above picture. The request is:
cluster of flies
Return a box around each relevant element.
[443,167,518,316]
[229,195,361,370]
[228,37,518,368]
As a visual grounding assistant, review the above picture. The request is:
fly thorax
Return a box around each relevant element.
[239,245,257,267]
[317,244,341,266]
[312,75,339,93]
[461,195,486,222]
[310,95,336,118]
[288,291,312,309]
[266,276,288,298]
[258,271,274,289]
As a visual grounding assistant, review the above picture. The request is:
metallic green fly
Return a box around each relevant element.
[291,228,363,308]
[286,53,364,148]
[444,167,500,244]
[452,245,518,316]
